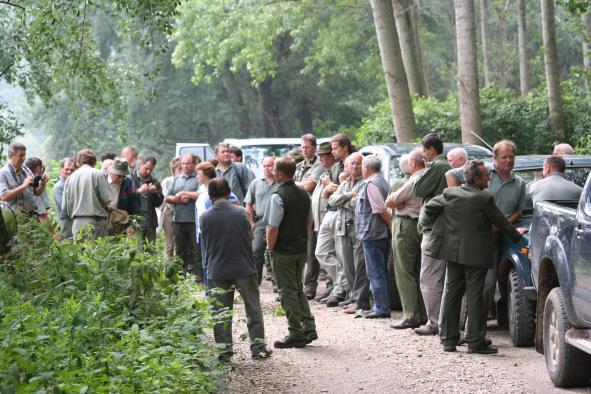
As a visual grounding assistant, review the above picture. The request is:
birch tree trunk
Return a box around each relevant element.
[393,0,427,96]
[480,0,492,86]
[517,0,529,95]
[540,0,566,135]
[455,0,481,144]
[370,0,417,142]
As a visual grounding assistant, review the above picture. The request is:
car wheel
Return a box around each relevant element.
[507,268,535,347]
[543,288,591,387]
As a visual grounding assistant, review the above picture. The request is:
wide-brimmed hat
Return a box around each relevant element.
[109,159,129,176]
[317,142,332,155]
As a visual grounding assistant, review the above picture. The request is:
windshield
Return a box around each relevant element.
[242,144,299,175]
[514,167,591,187]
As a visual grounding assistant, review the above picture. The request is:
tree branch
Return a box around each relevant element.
[0,62,14,78]
[0,1,25,11]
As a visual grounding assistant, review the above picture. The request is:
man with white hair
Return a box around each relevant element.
[387,148,428,329]
[328,152,368,313]
[553,143,574,156]
[355,155,392,318]
[445,147,468,187]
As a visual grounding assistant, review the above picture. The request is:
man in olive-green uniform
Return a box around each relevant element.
[412,133,452,336]
[387,148,427,329]
[63,149,112,239]
[419,160,526,354]
[265,157,317,349]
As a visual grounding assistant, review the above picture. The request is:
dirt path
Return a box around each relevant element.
[221,280,591,393]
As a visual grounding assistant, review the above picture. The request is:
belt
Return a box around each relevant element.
[74,215,106,220]
[395,215,416,220]
[327,207,338,212]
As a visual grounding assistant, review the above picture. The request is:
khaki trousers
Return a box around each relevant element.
[393,217,426,323]
[72,217,107,239]
[420,231,447,330]
[315,211,348,296]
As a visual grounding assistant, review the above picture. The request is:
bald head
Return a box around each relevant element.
[553,143,574,156]
[447,147,468,169]
[121,146,138,166]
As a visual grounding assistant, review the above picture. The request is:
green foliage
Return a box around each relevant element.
[0,101,23,165]
[356,83,591,154]
[0,218,224,392]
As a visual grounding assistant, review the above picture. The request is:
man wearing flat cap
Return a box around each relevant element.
[107,159,139,234]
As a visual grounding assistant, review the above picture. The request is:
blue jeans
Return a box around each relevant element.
[363,237,391,315]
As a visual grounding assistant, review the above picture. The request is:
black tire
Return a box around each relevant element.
[507,268,535,347]
[543,288,591,387]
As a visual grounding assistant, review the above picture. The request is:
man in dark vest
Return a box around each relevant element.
[265,157,318,349]
[201,178,271,362]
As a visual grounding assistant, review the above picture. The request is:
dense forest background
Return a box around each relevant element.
[1,0,590,168]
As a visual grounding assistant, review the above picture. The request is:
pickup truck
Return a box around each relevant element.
[494,156,591,348]
[529,174,591,387]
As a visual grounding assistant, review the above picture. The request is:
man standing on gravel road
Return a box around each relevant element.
[265,157,318,349]
[201,178,272,362]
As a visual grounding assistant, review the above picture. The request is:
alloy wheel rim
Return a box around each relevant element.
[548,304,560,370]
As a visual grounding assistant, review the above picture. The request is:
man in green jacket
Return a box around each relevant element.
[419,160,527,354]
[412,133,452,336]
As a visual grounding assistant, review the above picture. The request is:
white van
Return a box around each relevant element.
[175,143,215,161]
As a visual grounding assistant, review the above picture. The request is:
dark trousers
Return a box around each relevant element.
[272,252,316,340]
[137,226,157,253]
[304,230,321,296]
[252,221,268,283]
[209,274,267,356]
[440,262,488,347]
[173,222,201,279]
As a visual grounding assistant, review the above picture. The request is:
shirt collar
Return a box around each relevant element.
[365,173,380,183]
[546,172,566,179]
[213,198,229,205]
[490,163,515,181]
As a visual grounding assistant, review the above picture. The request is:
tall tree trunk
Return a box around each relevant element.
[221,64,254,136]
[517,0,529,95]
[258,78,285,137]
[583,13,591,106]
[540,0,566,135]
[497,4,509,89]
[480,0,492,86]
[455,0,481,144]
[410,4,431,96]
[393,0,427,96]
[369,0,417,142]
[296,96,314,133]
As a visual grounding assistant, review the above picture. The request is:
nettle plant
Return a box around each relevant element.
[0,217,227,393]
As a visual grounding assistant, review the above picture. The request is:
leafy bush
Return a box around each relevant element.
[0,218,224,393]
[355,83,591,154]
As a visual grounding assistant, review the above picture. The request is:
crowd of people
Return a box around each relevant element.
[0,135,583,361]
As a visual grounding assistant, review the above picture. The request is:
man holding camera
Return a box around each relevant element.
[0,142,48,215]
[132,155,164,251]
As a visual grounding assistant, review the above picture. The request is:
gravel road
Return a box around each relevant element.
[221,280,591,393]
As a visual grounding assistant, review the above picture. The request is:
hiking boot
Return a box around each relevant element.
[273,336,307,349]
